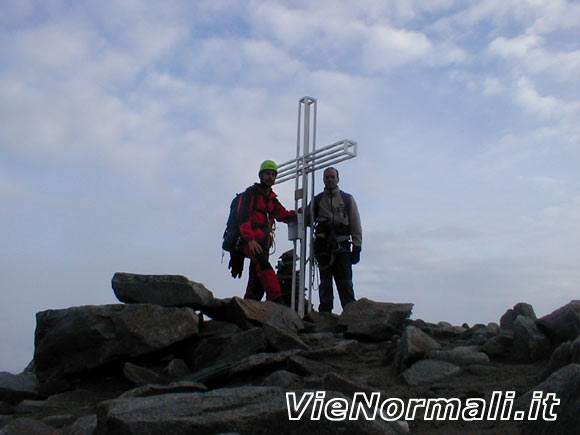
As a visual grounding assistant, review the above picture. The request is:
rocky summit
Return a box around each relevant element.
[0,273,578,434]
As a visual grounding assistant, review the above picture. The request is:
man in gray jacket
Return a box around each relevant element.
[312,167,362,312]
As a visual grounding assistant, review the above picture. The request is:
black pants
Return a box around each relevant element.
[318,242,355,312]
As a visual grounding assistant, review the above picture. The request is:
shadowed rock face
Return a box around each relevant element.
[33,304,198,381]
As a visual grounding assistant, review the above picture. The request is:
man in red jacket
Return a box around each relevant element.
[238,160,296,303]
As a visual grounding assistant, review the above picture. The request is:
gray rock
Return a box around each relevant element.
[466,364,500,376]
[34,304,198,381]
[197,319,242,339]
[322,373,383,399]
[536,300,580,345]
[0,417,56,434]
[401,360,461,386]
[261,370,305,389]
[394,326,441,373]
[14,400,64,414]
[223,297,304,332]
[95,386,403,434]
[471,322,500,345]
[512,315,551,362]
[339,298,413,341]
[186,327,267,372]
[500,302,537,330]
[480,331,514,358]
[60,414,97,435]
[118,380,207,399]
[542,336,580,379]
[303,311,340,333]
[41,413,76,428]
[185,350,299,386]
[0,372,39,404]
[111,272,223,316]
[516,364,580,435]
[426,346,490,366]
[263,322,311,352]
[286,355,334,377]
[164,359,190,379]
[123,363,169,386]
[431,324,469,339]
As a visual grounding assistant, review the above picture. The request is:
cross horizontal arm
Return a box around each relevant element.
[276,139,357,184]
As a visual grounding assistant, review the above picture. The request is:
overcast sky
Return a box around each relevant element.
[1,0,579,373]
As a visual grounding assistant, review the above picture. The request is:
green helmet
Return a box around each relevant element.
[259,160,278,174]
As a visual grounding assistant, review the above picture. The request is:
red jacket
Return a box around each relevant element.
[239,184,296,246]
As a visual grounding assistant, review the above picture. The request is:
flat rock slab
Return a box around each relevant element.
[224,297,304,332]
[119,381,207,399]
[339,298,413,341]
[96,386,404,434]
[426,346,490,366]
[0,372,39,403]
[111,273,222,316]
[34,304,198,381]
[401,360,461,386]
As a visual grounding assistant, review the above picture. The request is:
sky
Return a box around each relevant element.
[1,0,579,373]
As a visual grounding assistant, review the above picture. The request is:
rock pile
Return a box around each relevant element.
[0,272,578,434]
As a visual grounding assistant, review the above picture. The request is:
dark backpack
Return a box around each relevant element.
[222,186,254,253]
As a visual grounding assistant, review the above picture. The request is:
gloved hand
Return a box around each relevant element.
[350,246,361,265]
[228,252,245,279]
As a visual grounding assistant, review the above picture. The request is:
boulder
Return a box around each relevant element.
[34,304,199,381]
[185,350,299,386]
[303,311,340,333]
[95,386,404,434]
[261,370,305,389]
[111,272,218,309]
[41,414,76,429]
[223,297,304,332]
[394,326,441,373]
[61,414,97,435]
[471,323,500,345]
[426,346,490,366]
[262,322,311,352]
[164,359,190,379]
[542,336,580,380]
[338,298,413,341]
[516,364,580,435]
[0,417,56,434]
[185,327,267,372]
[480,331,514,358]
[500,303,536,330]
[536,300,580,345]
[0,372,39,404]
[122,363,169,386]
[401,359,461,386]
[511,315,551,362]
[118,381,207,399]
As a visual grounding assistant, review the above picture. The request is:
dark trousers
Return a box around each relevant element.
[318,250,355,312]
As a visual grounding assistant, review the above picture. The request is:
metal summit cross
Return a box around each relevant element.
[276,97,357,317]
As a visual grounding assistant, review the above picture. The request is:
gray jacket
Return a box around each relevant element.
[313,187,362,248]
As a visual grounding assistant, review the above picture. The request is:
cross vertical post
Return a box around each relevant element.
[277,97,357,317]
